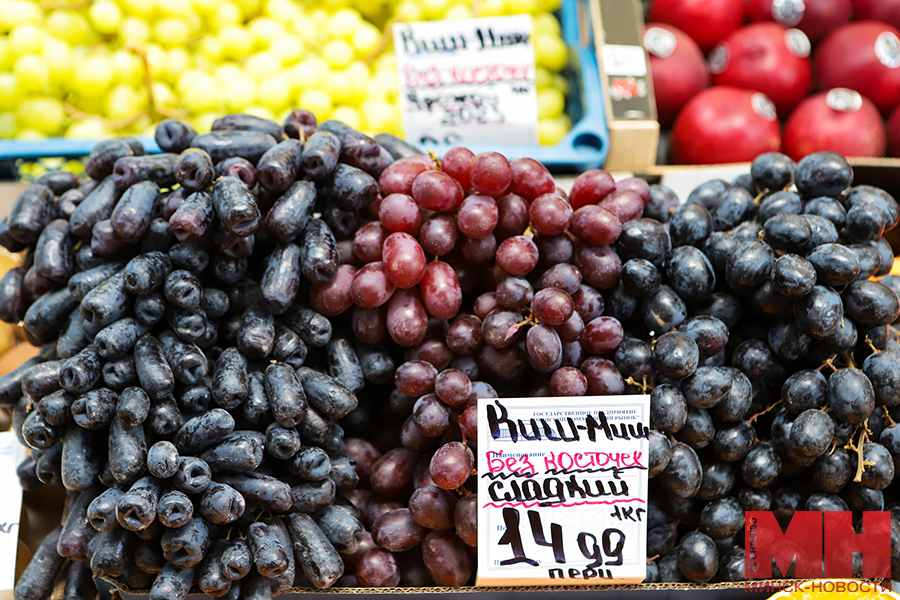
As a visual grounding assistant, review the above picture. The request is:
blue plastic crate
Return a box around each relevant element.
[0,0,607,173]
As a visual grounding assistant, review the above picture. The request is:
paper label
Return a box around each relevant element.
[476,395,650,586]
[0,432,26,591]
[393,15,539,146]
[602,44,648,77]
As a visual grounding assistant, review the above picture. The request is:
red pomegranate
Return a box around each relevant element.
[815,21,900,115]
[853,0,900,32]
[643,23,710,128]
[746,0,852,43]
[709,23,812,115]
[783,89,887,160]
[886,104,900,156]
[649,0,745,52]
[670,86,782,164]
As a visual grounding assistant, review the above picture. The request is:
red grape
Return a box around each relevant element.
[354,221,389,262]
[409,486,458,530]
[599,189,644,222]
[555,310,586,343]
[473,292,501,320]
[382,232,426,289]
[570,205,622,245]
[395,360,438,397]
[456,195,498,239]
[379,193,424,235]
[418,214,458,256]
[529,193,573,236]
[355,548,400,587]
[370,448,418,497]
[495,277,533,310]
[574,244,623,289]
[526,323,563,372]
[446,314,482,355]
[616,176,651,206]
[379,159,429,197]
[454,495,478,547]
[496,235,539,276]
[582,357,625,394]
[458,234,497,266]
[371,508,427,552]
[412,171,463,212]
[350,261,396,308]
[569,169,616,209]
[353,305,388,344]
[440,147,475,190]
[495,193,530,240]
[581,316,625,354]
[422,530,473,586]
[435,368,472,407]
[470,152,512,197]
[531,287,575,326]
[550,367,589,396]
[420,261,462,320]
[538,263,582,295]
[413,394,451,437]
[459,406,477,440]
[509,157,556,200]
[429,441,474,490]
[406,336,453,371]
[310,264,357,317]
[343,438,382,484]
[386,288,428,347]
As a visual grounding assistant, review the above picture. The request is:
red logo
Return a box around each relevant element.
[745,511,891,579]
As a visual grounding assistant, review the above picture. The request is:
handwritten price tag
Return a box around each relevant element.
[476,396,650,586]
[392,15,540,147]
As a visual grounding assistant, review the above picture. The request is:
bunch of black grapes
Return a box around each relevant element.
[632,152,900,583]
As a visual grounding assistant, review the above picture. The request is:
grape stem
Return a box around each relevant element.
[816,355,839,372]
[646,554,659,565]
[746,400,781,424]
[866,336,880,354]
[624,375,654,394]
[842,352,857,370]
[845,426,874,484]
[428,151,441,171]
[456,484,473,497]
[884,406,897,428]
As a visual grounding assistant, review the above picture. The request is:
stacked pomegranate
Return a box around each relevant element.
[646,0,900,162]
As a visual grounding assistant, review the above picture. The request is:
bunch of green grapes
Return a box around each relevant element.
[0,0,571,146]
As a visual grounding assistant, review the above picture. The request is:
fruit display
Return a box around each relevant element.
[4,106,900,598]
[0,0,571,147]
[643,0,900,162]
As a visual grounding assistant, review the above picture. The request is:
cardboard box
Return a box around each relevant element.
[590,0,660,172]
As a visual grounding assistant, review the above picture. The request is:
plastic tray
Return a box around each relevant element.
[0,0,608,173]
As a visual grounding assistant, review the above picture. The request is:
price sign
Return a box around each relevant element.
[476,396,650,586]
[392,15,540,147]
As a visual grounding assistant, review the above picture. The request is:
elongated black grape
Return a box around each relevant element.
[38,390,74,426]
[291,446,331,481]
[297,368,358,419]
[149,562,196,600]
[318,120,380,174]
[90,527,130,577]
[200,431,264,473]
[198,540,233,596]
[22,408,59,450]
[112,154,178,189]
[61,424,100,491]
[135,290,166,325]
[94,317,148,360]
[102,356,137,390]
[116,476,159,531]
[272,322,307,367]
[157,488,194,528]
[85,138,138,180]
[33,219,73,284]
[122,252,171,296]
[174,408,235,454]
[286,512,344,588]
[265,422,302,460]
[71,178,124,241]
[265,362,307,428]
[212,176,260,237]
[80,270,129,327]
[290,478,336,513]
[213,113,283,139]
[0,266,30,322]
[57,485,101,562]
[314,504,364,553]
[155,119,197,154]
[214,472,291,512]
[13,527,65,600]
[247,521,289,578]
[109,417,147,484]
[221,537,252,581]
[24,287,79,344]
[22,359,62,399]
[299,219,338,283]
[147,395,181,437]
[260,244,301,314]
[213,348,248,409]
[88,486,125,532]
[134,335,176,400]
[8,183,55,245]
[173,457,213,494]
[170,190,215,244]
[63,561,99,600]
[375,133,422,160]
[300,131,341,180]
[257,139,303,192]
[200,483,245,525]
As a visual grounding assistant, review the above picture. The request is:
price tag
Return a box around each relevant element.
[476,396,650,586]
[392,15,540,147]
[0,432,26,591]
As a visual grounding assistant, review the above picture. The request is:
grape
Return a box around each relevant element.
[379,193,424,235]
[440,147,475,190]
[412,171,464,213]
[434,369,472,407]
[355,548,400,587]
[408,486,457,530]
[418,214,458,257]
[457,195,498,240]
[419,261,462,320]
[580,316,624,355]
[495,193,530,240]
[394,360,437,397]
[350,262,396,309]
[496,236,539,277]
[509,157,555,200]
[550,367,588,396]
[529,193,572,236]
[569,170,616,209]
[570,205,622,245]
[470,152,511,197]
[429,442,474,490]
[382,233,427,290]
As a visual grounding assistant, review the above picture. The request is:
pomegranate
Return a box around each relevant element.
[643,23,710,128]
[815,21,900,115]
[649,0,745,52]
[853,0,900,32]
[670,86,782,164]
[709,23,812,115]
[746,0,852,43]
[783,89,887,160]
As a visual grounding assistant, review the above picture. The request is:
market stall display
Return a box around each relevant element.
[1,108,900,598]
